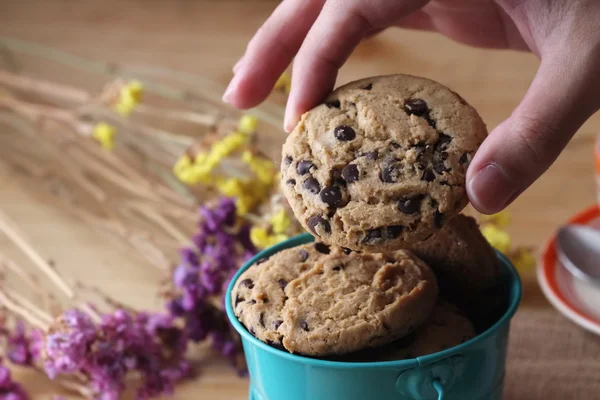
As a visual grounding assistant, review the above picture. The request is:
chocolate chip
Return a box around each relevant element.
[314,242,330,254]
[384,225,404,239]
[341,164,359,183]
[307,216,331,236]
[278,279,287,289]
[263,298,269,303]
[433,161,447,174]
[332,264,343,271]
[425,116,437,129]
[259,312,265,327]
[434,211,444,228]
[284,155,293,166]
[398,196,423,214]
[300,321,310,331]
[247,299,257,305]
[430,199,439,208]
[286,179,296,185]
[362,226,403,244]
[325,99,341,108]
[413,144,426,156]
[320,186,342,207]
[459,152,470,165]
[404,98,429,116]
[273,320,283,330]
[381,164,399,183]
[341,247,352,254]
[235,295,245,306]
[362,83,373,90]
[435,133,452,151]
[297,160,315,175]
[255,257,269,265]
[362,228,381,244]
[303,178,321,194]
[239,279,254,289]
[433,151,449,174]
[422,169,435,182]
[249,328,255,336]
[299,249,309,262]
[334,125,356,141]
[363,151,379,160]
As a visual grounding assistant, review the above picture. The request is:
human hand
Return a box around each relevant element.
[223,0,600,214]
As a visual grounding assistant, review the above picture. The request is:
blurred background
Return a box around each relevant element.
[0,1,599,399]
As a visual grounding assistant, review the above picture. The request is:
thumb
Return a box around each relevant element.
[466,51,600,214]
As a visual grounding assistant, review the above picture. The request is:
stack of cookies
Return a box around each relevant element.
[232,74,502,360]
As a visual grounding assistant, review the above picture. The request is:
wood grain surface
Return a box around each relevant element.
[1,1,599,399]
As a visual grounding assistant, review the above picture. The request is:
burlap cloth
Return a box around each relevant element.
[504,276,600,399]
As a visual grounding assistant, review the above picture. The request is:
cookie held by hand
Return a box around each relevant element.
[281,74,487,251]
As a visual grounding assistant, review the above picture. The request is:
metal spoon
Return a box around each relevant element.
[557,224,600,285]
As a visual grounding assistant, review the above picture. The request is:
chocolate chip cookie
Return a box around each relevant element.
[407,214,501,294]
[281,74,487,252]
[231,243,438,356]
[332,300,475,362]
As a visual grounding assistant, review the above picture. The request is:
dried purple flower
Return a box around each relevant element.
[43,309,191,399]
[0,357,29,400]
[165,198,255,372]
[4,321,38,366]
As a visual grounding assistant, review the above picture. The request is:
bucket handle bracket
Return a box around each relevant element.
[395,355,464,400]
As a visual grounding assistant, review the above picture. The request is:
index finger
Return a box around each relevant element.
[223,0,325,109]
[285,0,429,131]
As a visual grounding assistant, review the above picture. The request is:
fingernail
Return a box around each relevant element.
[222,75,238,104]
[283,108,298,133]
[233,57,244,74]
[468,163,518,214]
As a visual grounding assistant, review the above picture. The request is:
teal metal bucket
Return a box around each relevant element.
[225,233,522,400]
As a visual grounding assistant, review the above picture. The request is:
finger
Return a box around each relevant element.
[467,51,600,214]
[285,0,428,131]
[223,0,325,108]
[232,56,244,74]
[395,10,435,31]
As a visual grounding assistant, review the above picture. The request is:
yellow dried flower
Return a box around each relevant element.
[274,72,291,94]
[242,151,276,185]
[250,227,288,250]
[214,178,255,216]
[481,211,511,228]
[269,209,291,235]
[173,155,192,177]
[510,248,536,273]
[115,80,144,116]
[92,122,117,150]
[207,132,247,166]
[481,225,512,254]
[238,115,258,135]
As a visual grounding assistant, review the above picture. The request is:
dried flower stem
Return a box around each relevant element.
[129,205,191,246]
[73,281,136,314]
[132,103,217,126]
[0,290,48,330]
[0,209,74,298]
[0,95,84,132]
[0,70,90,104]
[30,365,93,398]
[2,288,54,324]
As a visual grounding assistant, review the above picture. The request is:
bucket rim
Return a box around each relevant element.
[225,233,522,369]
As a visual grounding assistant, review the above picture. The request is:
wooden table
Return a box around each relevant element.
[1,1,599,399]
